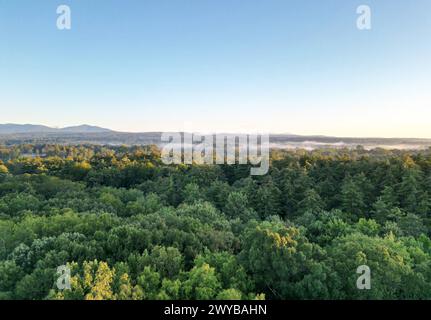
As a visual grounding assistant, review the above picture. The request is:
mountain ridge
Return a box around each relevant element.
[1,124,431,148]
[0,124,113,134]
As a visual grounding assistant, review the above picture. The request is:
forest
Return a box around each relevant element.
[0,143,431,300]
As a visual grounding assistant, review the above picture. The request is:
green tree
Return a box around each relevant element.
[224,191,258,221]
[340,176,366,218]
[239,221,329,299]
[182,263,221,300]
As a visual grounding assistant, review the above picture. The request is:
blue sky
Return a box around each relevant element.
[1,0,430,137]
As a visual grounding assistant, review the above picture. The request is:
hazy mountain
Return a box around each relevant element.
[0,124,57,134]
[60,125,113,133]
[0,124,113,134]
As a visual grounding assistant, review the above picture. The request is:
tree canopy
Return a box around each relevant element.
[0,144,431,299]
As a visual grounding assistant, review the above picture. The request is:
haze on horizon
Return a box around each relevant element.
[1,1,430,138]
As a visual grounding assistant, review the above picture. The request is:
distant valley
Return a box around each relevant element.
[1,124,430,150]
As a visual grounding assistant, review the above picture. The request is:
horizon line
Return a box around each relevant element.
[1,123,431,141]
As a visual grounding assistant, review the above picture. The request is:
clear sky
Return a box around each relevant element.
[1,0,430,137]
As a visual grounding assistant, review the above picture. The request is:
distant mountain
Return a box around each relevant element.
[60,125,113,133]
[0,123,113,134]
[0,124,56,134]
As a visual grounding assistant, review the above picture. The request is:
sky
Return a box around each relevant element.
[0,0,430,137]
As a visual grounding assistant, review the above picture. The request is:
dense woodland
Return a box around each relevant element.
[1,144,431,300]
